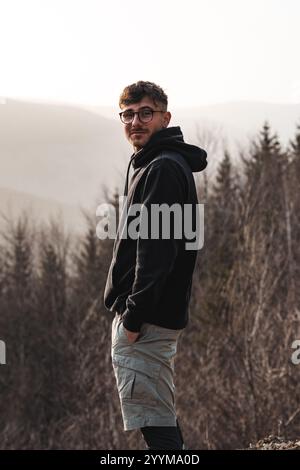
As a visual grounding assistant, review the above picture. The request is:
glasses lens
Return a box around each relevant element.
[121,111,134,123]
[139,108,153,123]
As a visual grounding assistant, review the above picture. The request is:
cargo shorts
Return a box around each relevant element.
[111,312,184,431]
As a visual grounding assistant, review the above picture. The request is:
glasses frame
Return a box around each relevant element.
[119,106,166,124]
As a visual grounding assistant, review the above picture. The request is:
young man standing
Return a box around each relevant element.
[104,81,207,449]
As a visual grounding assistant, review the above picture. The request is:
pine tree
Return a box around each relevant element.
[0,214,38,446]
[35,223,71,445]
[242,121,286,234]
[287,123,300,320]
[210,150,240,277]
[289,123,300,179]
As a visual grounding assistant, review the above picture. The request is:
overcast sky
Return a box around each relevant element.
[1,0,300,107]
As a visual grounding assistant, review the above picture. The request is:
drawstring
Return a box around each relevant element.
[123,153,136,197]
[115,152,138,248]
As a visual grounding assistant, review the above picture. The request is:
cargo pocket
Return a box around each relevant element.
[112,353,161,404]
[112,356,135,401]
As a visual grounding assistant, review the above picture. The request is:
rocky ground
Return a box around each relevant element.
[249,435,300,450]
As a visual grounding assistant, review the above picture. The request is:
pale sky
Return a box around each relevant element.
[1,0,300,107]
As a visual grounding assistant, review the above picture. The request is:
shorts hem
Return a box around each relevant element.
[124,415,177,431]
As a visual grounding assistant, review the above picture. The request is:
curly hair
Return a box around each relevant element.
[119,81,168,110]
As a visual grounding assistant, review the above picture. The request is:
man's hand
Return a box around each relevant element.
[123,325,140,344]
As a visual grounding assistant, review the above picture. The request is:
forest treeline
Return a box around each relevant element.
[0,121,299,449]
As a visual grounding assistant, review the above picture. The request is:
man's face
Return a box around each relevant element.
[120,97,171,152]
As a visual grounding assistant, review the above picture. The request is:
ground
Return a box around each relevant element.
[249,435,300,450]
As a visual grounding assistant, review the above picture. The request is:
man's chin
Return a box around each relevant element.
[130,134,149,149]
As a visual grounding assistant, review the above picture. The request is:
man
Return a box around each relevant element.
[104,81,207,450]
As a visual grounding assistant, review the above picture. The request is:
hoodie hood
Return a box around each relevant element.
[132,126,207,171]
[123,126,207,196]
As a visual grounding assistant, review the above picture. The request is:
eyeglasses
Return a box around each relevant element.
[119,106,165,124]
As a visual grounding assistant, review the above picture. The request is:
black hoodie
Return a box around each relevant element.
[104,126,207,332]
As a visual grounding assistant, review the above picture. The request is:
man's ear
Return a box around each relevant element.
[164,111,171,127]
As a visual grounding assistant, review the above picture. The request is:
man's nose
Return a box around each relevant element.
[131,112,141,126]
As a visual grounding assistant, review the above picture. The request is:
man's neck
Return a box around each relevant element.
[134,145,143,153]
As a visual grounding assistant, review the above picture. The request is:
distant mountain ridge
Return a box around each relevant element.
[1,98,299,227]
[0,98,130,209]
[0,186,86,234]
[90,100,300,144]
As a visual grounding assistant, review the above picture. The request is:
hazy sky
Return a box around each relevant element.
[1,0,300,107]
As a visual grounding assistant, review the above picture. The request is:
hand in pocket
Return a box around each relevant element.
[122,323,140,344]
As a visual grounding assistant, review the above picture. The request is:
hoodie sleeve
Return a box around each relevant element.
[121,159,187,332]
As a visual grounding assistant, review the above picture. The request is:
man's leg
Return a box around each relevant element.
[140,419,185,450]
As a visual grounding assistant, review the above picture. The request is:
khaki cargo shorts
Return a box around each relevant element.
[111,312,183,431]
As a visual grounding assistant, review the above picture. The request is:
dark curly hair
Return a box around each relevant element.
[119,81,168,110]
